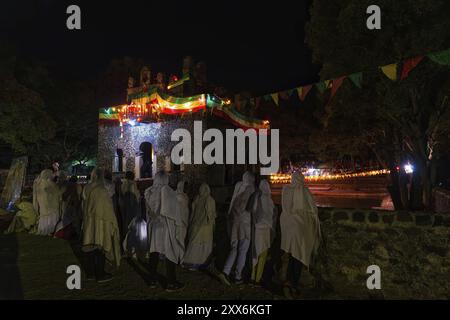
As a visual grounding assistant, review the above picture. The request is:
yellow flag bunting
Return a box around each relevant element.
[244,48,448,107]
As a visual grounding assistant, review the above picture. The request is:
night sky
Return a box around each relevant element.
[0,0,319,95]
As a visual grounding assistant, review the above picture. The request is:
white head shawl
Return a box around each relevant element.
[36,169,60,218]
[228,171,255,215]
[33,172,43,213]
[242,171,255,187]
[145,171,169,217]
[255,179,275,228]
[82,168,105,202]
[290,172,317,215]
[176,180,186,194]
[192,183,216,225]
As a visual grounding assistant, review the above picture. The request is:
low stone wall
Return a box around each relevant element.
[318,207,450,227]
[311,207,450,299]
[433,188,450,214]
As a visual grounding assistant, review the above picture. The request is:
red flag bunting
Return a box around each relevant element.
[330,76,346,99]
[400,56,424,80]
[300,85,312,101]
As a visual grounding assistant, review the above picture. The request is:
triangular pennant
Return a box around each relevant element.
[287,89,295,97]
[400,56,424,80]
[330,76,346,100]
[316,81,327,93]
[427,49,450,66]
[263,94,272,102]
[380,63,398,81]
[300,85,312,101]
[348,72,362,88]
[271,93,279,106]
[296,87,303,100]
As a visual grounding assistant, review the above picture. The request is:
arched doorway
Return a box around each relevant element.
[139,142,153,179]
[114,148,125,173]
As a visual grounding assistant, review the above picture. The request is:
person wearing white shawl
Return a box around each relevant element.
[35,169,61,236]
[81,168,121,283]
[250,179,277,285]
[145,171,185,291]
[54,171,81,239]
[120,171,141,232]
[279,171,321,295]
[174,181,189,261]
[32,172,42,214]
[81,168,102,206]
[219,171,255,285]
[183,183,216,269]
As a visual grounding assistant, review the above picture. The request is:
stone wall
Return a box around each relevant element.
[433,188,450,214]
[311,207,450,299]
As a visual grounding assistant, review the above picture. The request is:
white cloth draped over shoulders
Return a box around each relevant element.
[32,173,41,214]
[35,170,61,235]
[157,181,189,264]
[183,183,216,266]
[176,181,189,256]
[280,172,321,268]
[82,181,121,268]
[120,179,141,230]
[145,171,169,256]
[228,172,255,242]
[251,180,276,266]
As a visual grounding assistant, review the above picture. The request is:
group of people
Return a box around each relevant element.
[22,165,321,296]
[217,171,321,298]
[30,167,82,238]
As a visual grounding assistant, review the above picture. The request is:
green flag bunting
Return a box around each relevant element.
[348,72,362,88]
[428,49,450,66]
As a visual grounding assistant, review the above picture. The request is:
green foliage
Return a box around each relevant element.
[306,0,450,78]
[0,77,55,154]
[306,0,450,209]
[0,44,98,169]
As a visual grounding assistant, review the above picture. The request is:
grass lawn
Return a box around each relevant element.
[1,232,322,300]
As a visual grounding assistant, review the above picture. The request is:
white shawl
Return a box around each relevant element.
[145,171,169,255]
[228,171,255,242]
[35,169,61,235]
[183,183,216,265]
[251,180,276,266]
[280,172,321,268]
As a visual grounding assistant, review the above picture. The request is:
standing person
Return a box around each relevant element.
[218,171,255,285]
[51,161,60,182]
[104,170,116,199]
[54,172,81,239]
[279,171,321,298]
[32,172,42,214]
[250,179,277,286]
[175,180,190,262]
[81,168,121,283]
[69,175,83,237]
[35,169,61,236]
[120,171,141,232]
[145,171,184,291]
[113,177,124,242]
[183,183,216,270]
